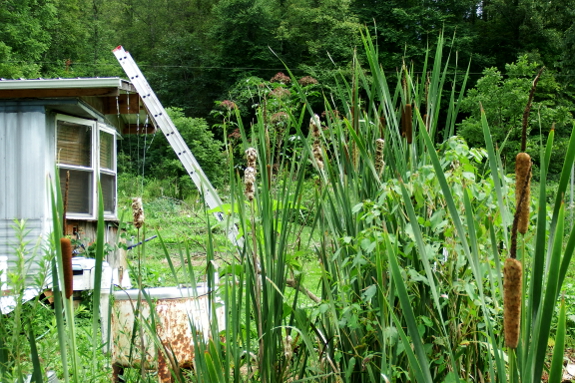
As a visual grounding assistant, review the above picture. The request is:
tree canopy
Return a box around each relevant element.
[2,0,573,111]
[1,0,573,182]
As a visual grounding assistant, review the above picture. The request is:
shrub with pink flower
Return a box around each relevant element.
[228,128,241,139]
[219,100,237,111]
[298,76,318,86]
[270,87,291,99]
[270,72,291,84]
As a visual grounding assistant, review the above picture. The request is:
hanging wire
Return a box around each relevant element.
[2,60,306,72]
[136,99,145,195]
[144,116,156,151]
[142,115,153,190]
[116,95,124,173]
[127,91,141,196]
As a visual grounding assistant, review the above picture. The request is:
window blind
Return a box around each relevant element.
[57,121,92,167]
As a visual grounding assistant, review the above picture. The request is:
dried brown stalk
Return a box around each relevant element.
[515,153,532,235]
[521,66,545,152]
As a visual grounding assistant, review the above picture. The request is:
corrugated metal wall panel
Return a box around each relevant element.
[0,105,48,219]
[0,104,51,288]
[0,219,49,287]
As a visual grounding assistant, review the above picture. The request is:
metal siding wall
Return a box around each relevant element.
[0,104,51,287]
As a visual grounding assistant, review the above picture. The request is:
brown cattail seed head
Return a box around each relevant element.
[310,114,321,138]
[245,147,257,168]
[244,147,258,201]
[375,139,385,174]
[379,116,386,137]
[283,335,294,360]
[404,104,413,144]
[310,114,324,170]
[60,238,73,299]
[515,152,532,235]
[132,197,145,229]
[244,166,256,201]
[503,258,522,348]
[312,141,324,171]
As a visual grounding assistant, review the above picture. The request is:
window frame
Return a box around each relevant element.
[55,114,118,220]
[98,123,117,218]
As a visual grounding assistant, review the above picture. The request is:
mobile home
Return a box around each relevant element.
[0,77,155,293]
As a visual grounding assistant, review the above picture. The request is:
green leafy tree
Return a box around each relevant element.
[120,108,225,198]
[351,0,484,69]
[0,0,57,77]
[274,0,362,74]
[129,0,362,118]
[0,42,37,78]
[41,0,123,77]
[210,0,279,70]
[458,55,574,178]
[476,0,573,70]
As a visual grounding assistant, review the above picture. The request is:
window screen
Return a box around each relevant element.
[57,121,92,167]
[101,173,116,214]
[100,131,114,170]
[59,169,93,215]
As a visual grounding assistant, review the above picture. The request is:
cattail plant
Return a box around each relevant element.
[503,258,522,348]
[502,67,544,351]
[379,115,386,138]
[132,197,145,229]
[60,237,73,299]
[400,68,413,144]
[310,114,324,171]
[515,66,544,235]
[246,147,257,168]
[403,104,413,144]
[375,138,385,174]
[244,147,257,201]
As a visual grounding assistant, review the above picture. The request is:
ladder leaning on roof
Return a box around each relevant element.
[113,46,242,248]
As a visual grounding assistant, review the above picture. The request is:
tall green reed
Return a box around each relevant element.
[48,172,109,382]
[129,28,574,383]
[152,30,485,382]
[0,219,51,382]
[0,182,109,382]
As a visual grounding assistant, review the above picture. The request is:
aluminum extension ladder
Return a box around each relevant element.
[113,46,242,248]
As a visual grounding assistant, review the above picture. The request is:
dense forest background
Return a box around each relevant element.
[2,0,575,193]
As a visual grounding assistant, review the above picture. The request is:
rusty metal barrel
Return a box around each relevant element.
[109,285,225,382]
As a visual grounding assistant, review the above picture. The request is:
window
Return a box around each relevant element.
[99,127,117,215]
[56,115,117,219]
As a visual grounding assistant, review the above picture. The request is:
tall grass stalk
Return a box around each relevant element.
[48,171,108,382]
[50,174,77,383]
[0,220,50,382]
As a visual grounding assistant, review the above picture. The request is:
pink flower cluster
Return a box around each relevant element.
[220,100,237,110]
[270,87,291,98]
[298,76,318,86]
[270,72,291,84]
